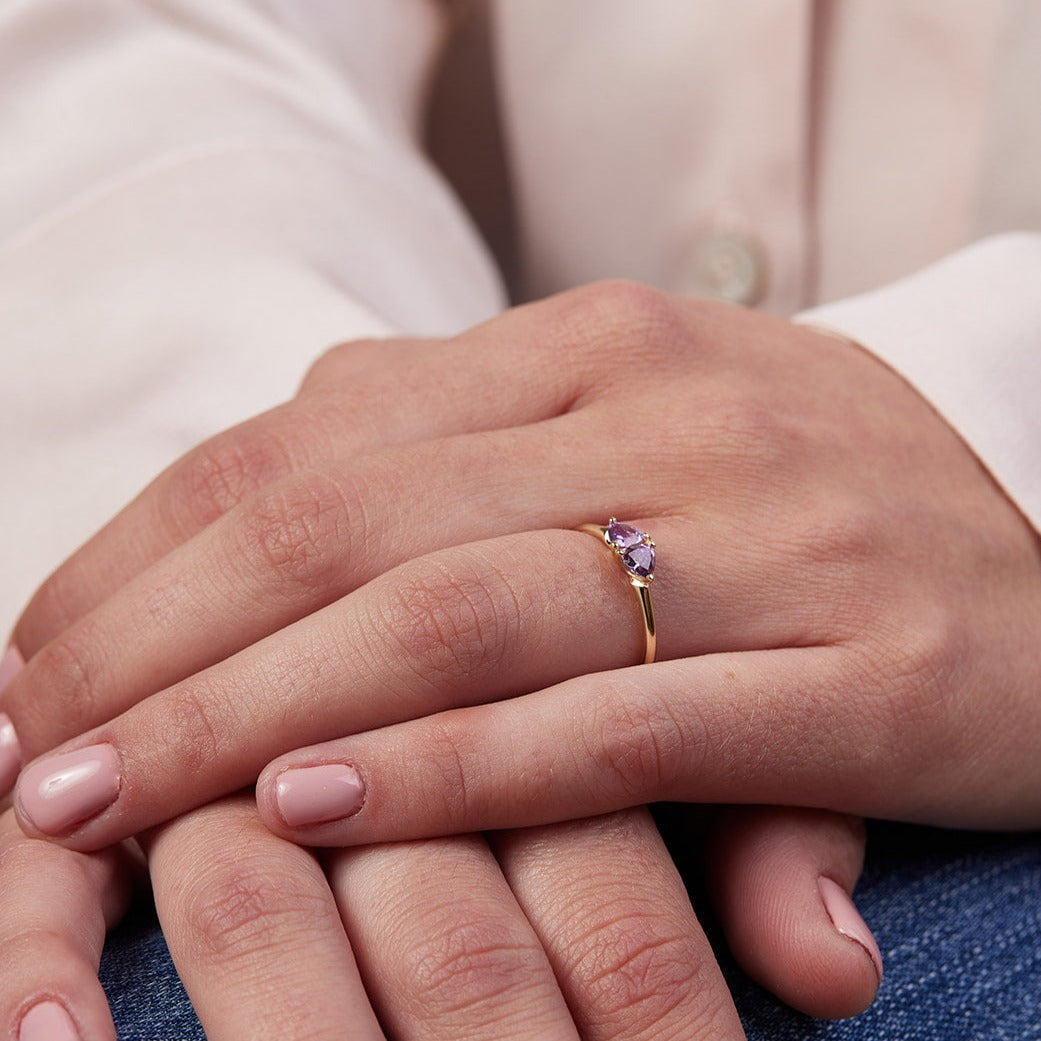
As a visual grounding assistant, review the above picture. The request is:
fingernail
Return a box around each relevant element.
[275,764,365,827]
[19,1000,81,1041]
[818,876,883,984]
[0,645,24,691]
[17,743,122,836]
[0,713,22,794]
[0,647,26,796]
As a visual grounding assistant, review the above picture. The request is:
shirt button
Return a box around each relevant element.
[684,229,767,306]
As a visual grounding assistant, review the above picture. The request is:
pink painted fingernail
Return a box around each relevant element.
[0,713,22,795]
[0,645,24,691]
[0,648,25,795]
[17,743,122,836]
[818,876,884,984]
[19,1000,81,1041]
[275,764,365,827]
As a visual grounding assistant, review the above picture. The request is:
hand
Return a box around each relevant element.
[5,283,1039,846]
[0,282,895,1040]
[0,798,881,1039]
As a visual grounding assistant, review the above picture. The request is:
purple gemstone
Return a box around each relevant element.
[622,541,655,579]
[606,520,644,550]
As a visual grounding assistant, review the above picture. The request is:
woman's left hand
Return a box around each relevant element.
[4,282,1041,848]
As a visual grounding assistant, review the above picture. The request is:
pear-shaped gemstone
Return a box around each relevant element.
[606,520,643,550]
[622,541,655,579]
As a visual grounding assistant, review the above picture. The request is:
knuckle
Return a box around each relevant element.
[582,687,689,802]
[579,280,678,335]
[179,853,328,960]
[412,716,472,825]
[16,566,88,650]
[829,605,970,803]
[300,340,353,387]
[298,338,381,389]
[0,834,63,881]
[299,337,426,394]
[799,492,886,568]
[16,623,106,741]
[396,908,546,1019]
[569,908,706,1028]
[156,682,232,781]
[555,281,687,366]
[871,604,970,742]
[0,928,83,982]
[783,495,887,636]
[370,552,527,696]
[236,471,353,597]
[166,429,288,535]
[0,839,101,922]
[0,834,43,876]
[695,391,797,475]
[895,606,970,703]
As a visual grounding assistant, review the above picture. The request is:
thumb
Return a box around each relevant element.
[706,806,881,1020]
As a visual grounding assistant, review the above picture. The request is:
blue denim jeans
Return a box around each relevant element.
[100,823,1041,1040]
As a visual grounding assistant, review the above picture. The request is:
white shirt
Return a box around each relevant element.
[2,0,1040,631]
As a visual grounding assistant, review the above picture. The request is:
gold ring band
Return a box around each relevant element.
[577,518,657,665]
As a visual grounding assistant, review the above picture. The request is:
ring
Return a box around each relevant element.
[576,518,657,665]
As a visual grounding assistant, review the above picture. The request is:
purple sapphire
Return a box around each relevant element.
[622,541,655,579]
[606,520,644,551]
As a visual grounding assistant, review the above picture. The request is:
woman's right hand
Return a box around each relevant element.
[0,798,879,1040]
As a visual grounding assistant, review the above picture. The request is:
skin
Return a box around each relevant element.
[3,271,1036,1029]
[0,802,877,1039]
[0,284,894,1034]
[2,283,1039,847]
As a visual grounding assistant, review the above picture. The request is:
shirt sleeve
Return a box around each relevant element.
[0,0,506,628]
[796,233,1041,530]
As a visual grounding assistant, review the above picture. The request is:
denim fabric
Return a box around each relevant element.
[99,900,204,1041]
[99,824,1040,1040]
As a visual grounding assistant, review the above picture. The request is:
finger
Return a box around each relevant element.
[12,513,858,849]
[13,299,600,655]
[0,811,133,1041]
[253,648,897,847]
[705,806,881,1019]
[6,413,658,759]
[17,278,703,655]
[144,795,384,1041]
[491,808,747,1040]
[253,622,1015,847]
[326,835,582,1041]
